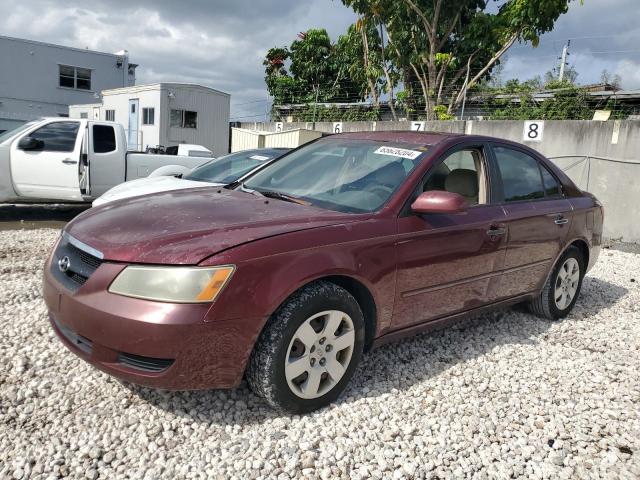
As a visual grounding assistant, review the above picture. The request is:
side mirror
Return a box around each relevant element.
[411,190,469,215]
[18,136,44,151]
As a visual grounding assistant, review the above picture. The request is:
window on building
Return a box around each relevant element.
[184,110,197,128]
[142,108,155,125]
[80,113,88,119]
[105,110,115,122]
[59,65,92,90]
[493,147,545,202]
[29,122,80,152]
[93,125,116,153]
[170,109,198,129]
[170,109,182,127]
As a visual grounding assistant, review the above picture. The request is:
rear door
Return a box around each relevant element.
[489,144,573,299]
[392,143,508,329]
[87,122,125,197]
[9,120,83,201]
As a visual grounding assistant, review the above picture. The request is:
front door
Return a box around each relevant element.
[127,99,139,150]
[392,145,508,330]
[489,144,573,298]
[10,121,83,201]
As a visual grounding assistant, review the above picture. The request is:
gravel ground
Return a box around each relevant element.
[1,229,639,480]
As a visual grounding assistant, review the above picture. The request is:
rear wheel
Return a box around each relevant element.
[246,281,365,413]
[529,246,584,319]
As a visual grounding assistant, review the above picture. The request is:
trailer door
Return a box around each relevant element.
[87,122,126,197]
[128,99,139,150]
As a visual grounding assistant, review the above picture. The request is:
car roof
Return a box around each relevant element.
[334,130,464,146]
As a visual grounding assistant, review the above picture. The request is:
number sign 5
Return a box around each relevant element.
[523,121,544,142]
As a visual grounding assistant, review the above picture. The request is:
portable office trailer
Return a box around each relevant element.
[70,83,230,156]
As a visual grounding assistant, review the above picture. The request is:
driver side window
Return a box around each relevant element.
[423,149,487,206]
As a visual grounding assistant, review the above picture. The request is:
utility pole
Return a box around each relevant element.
[558,40,571,82]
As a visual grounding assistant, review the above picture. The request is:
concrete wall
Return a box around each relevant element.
[240,120,640,242]
[0,35,135,131]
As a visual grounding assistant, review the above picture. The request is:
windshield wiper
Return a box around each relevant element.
[235,182,264,197]
[258,190,309,205]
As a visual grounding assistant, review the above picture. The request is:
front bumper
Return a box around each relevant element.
[43,253,262,390]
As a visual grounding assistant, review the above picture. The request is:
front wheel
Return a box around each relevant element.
[246,281,365,413]
[529,246,585,320]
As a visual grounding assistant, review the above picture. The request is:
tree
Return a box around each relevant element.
[600,69,622,89]
[264,27,391,117]
[335,20,385,105]
[341,0,580,119]
[543,64,578,86]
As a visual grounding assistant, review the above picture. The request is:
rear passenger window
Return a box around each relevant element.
[93,125,116,153]
[541,166,561,197]
[493,147,544,202]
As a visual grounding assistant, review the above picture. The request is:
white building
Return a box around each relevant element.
[0,35,136,132]
[70,83,230,156]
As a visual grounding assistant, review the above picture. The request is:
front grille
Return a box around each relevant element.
[54,317,93,355]
[50,233,103,293]
[118,352,174,373]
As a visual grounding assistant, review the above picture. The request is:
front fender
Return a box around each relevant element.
[202,219,398,336]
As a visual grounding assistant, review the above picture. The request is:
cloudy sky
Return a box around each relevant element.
[1,0,638,120]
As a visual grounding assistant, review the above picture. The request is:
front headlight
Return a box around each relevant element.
[108,265,235,303]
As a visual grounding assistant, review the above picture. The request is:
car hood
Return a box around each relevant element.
[92,176,221,207]
[66,188,359,264]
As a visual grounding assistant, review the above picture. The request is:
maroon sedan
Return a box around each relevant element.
[43,131,603,412]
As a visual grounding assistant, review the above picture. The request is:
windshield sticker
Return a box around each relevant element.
[374,146,422,159]
[249,155,271,161]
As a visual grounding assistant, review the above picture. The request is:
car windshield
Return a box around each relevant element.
[183,149,289,184]
[0,120,40,144]
[243,139,427,213]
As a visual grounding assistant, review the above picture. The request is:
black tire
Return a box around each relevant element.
[529,246,585,320]
[246,281,365,413]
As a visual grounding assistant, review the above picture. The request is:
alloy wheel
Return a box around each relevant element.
[285,310,355,399]
[554,257,580,310]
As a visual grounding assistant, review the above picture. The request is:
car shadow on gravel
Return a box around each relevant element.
[0,203,89,231]
[126,277,628,425]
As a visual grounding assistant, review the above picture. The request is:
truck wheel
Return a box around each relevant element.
[529,246,585,320]
[246,281,365,413]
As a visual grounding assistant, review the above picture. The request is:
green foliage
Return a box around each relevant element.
[433,105,455,120]
[286,105,381,122]
[489,86,592,120]
[264,26,386,110]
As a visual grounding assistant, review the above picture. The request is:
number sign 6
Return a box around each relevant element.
[523,121,544,142]
[333,122,343,134]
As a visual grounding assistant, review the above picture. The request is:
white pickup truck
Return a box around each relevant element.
[0,118,210,203]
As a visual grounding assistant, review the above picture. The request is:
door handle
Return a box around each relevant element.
[62,158,78,165]
[486,226,506,237]
[554,215,569,225]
